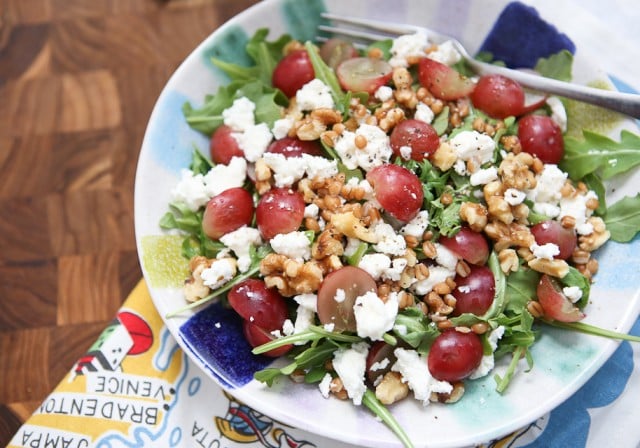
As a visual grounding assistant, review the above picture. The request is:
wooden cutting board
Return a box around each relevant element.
[0,0,258,442]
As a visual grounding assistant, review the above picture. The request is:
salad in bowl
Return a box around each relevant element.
[135,0,640,446]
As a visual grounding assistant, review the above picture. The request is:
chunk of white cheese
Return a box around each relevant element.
[389,31,428,68]
[296,79,335,111]
[391,348,452,405]
[332,342,370,405]
[203,156,248,198]
[219,225,262,272]
[334,124,393,172]
[354,291,399,341]
[269,231,312,262]
[449,130,496,174]
[200,258,236,289]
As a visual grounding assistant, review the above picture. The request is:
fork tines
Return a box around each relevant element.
[318,12,421,44]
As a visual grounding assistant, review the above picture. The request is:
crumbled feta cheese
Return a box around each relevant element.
[200,258,236,289]
[412,266,456,295]
[231,122,272,162]
[304,154,339,180]
[504,188,526,206]
[296,79,335,111]
[323,323,335,332]
[344,237,363,257]
[427,40,462,66]
[319,373,333,398]
[171,169,208,211]
[292,304,315,337]
[222,97,255,132]
[173,158,248,211]
[304,203,319,219]
[334,288,346,303]
[560,190,599,235]
[271,116,295,140]
[399,145,413,160]
[563,286,583,303]
[358,253,392,280]
[458,285,471,293]
[261,153,339,187]
[219,226,262,272]
[546,96,567,132]
[270,231,312,262]
[470,326,505,379]
[371,221,407,256]
[526,164,567,216]
[469,166,498,186]
[400,210,430,239]
[530,242,560,260]
[354,291,399,341]
[261,153,307,186]
[370,357,390,372]
[449,130,496,174]
[435,243,459,270]
[334,124,393,171]
[385,258,408,282]
[374,85,393,102]
[392,348,452,405]
[203,156,248,197]
[389,31,428,68]
[281,319,295,336]
[332,342,370,405]
[414,102,435,124]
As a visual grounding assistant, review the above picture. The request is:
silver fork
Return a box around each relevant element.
[319,13,640,119]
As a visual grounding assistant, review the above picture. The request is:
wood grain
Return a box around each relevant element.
[0,0,259,443]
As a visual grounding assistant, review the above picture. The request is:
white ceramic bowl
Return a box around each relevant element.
[134,1,640,446]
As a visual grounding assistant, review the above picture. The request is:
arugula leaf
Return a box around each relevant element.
[245,29,292,84]
[560,130,640,181]
[543,320,640,343]
[362,390,415,448]
[393,307,440,353]
[190,148,214,175]
[183,80,285,135]
[304,41,348,114]
[603,193,640,242]
[504,267,539,314]
[534,50,573,82]
[560,266,591,308]
[582,172,607,214]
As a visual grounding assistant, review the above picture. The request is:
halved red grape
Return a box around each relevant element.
[470,74,526,119]
[390,119,440,162]
[255,188,305,240]
[366,341,397,384]
[202,187,254,240]
[439,226,490,265]
[336,57,393,94]
[317,266,377,332]
[536,274,585,322]
[428,330,483,382]
[242,320,292,358]
[228,279,289,331]
[272,49,315,98]
[210,124,243,165]
[320,38,359,70]
[417,58,475,101]
[452,265,495,316]
[366,164,424,222]
[267,136,324,158]
[531,220,577,260]
[518,114,564,164]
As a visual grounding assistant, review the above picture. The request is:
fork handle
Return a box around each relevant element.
[470,61,640,119]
